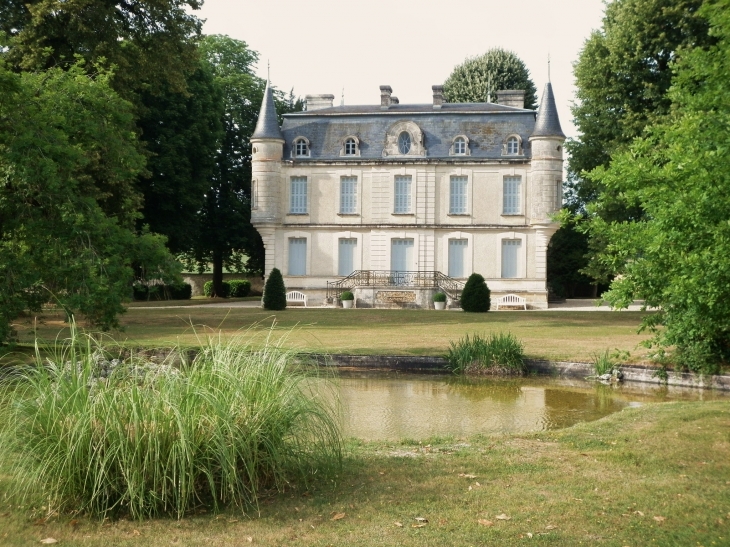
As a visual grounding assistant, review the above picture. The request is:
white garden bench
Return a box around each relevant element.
[495,294,527,310]
[286,290,308,307]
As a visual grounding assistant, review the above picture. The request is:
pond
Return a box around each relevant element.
[334,371,729,440]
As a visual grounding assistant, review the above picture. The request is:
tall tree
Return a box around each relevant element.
[135,64,223,254]
[582,0,730,373]
[443,48,537,109]
[0,62,178,343]
[186,35,302,296]
[0,0,202,98]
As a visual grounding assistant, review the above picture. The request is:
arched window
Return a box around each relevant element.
[398,132,411,154]
[454,137,466,155]
[294,137,309,157]
[506,136,519,155]
[345,138,357,155]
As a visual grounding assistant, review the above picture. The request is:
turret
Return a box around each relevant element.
[529,82,566,287]
[250,81,284,275]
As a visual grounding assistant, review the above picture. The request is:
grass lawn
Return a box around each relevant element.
[1,400,728,546]
[9,306,655,364]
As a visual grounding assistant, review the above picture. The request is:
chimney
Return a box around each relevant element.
[432,85,445,109]
[390,96,399,105]
[380,85,393,109]
[496,90,525,109]
[305,94,335,111]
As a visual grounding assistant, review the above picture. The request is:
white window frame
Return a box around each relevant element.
[449,176,468,215]
[448,239,468,278]
[501,238,523,279]
[502,176,522,215]
[339,176,358,214]
[293,137,310,158]
[397,132,412,155]
[338,238,357,277]
[390,238,415,273]
[290,176,308,214]
[394,175,412,214]
[502,134,523,156]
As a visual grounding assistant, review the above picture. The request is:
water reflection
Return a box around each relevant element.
[334,371,728,440]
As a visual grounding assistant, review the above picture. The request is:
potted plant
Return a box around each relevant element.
[433,292,447,310]
[340,291,355,309]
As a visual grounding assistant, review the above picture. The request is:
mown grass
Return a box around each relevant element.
[0,400,728,546]
[0,328,342,520]
[9,307,655,364]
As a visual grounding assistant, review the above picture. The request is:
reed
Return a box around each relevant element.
[0,327,342,519]
[446,332,525,375]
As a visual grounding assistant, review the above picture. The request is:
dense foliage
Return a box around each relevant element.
[0,62,178,342]
[133,283,192,301]
[582,0,730,373]
[443,48,537,109]
[263,268,287,311]
[460,274,491,313]
[0,330,342,518]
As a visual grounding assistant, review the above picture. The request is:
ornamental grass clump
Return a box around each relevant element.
[0,329,342,519]
[446,332,525,375]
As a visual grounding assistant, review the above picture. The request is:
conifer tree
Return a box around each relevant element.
[263,268,286,311]
[460,274,491,313]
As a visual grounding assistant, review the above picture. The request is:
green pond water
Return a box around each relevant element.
[333,371,729,440]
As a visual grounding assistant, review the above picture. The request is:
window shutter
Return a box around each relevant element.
[290,177,307,214]
[394,176,412,213]
[503,176,521,215]
[450,176,468,214]
[448,239,467,278]
[340,177,357,214]
[338,238,357,276]
[501,239,521,278]
[288,238,307,275]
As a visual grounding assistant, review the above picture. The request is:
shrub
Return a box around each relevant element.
[204,280,231,298]
[433,292,447,303]
[340,291,354,301]
[132,283,191,301]
[460,273,491,312]
[228,279,252,297]
[263,268,286,310]
[446,332,525,375]
[0,328,342,519]
[165,282,192,300]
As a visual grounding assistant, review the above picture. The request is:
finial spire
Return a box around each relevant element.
[251,77,284,141]
[548,53,551,82]
[487,73,492,103]
[532,82,565,138]
[267,59,270,83]
[341,87,344,106]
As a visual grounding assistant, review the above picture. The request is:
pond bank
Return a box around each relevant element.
[322,354,730,391]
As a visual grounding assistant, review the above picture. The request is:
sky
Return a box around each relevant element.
[196,0,608,140]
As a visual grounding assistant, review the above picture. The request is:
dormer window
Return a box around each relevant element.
[339,136,361,157]
[398,132,411,154]
[449,135,471,156]
[503,135,523,156]
[293,137,310,158]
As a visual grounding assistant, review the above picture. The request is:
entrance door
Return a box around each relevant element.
[391,238,414,285]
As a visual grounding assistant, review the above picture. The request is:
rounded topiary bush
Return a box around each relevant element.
[460,273,491,312]
[433,292,447,303]
[340,291,354,301]
[263,268,286,310]
[228,279,251,297]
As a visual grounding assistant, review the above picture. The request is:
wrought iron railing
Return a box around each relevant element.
[326,270,464,302]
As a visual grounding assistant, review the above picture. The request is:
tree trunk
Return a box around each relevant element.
[212,248,225,297]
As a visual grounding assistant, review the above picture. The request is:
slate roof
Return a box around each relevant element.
[532,83,565,138]
[251,81,284,141]
[281,102,538,161]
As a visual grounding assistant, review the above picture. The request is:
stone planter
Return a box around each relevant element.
[434,301,446,310]
[342,300,354,309]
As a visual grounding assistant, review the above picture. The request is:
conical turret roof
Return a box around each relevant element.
[532,82,565,138]
[251,80,283,141]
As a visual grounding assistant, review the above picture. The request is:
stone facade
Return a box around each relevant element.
[250,81,565,308]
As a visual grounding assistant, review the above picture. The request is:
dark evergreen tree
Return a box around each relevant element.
[460,273,491,313]
[263,268,286,311]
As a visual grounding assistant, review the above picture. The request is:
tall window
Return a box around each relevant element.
[398,132,411,154]
[290,176,308,214]
[340,176,357,214]
[294,138,309,157]
[506,136,519,155]
[454,137,466,155]
[448,239,467,278]
[501,239,521,278]
[344,138,357,155]
[394,175,412,213]
[251,180,258,209]
[449,176,468,214]
[338,238,357,276]
[391,238,414,273]
[289,238,307,276]
[503,176,521,215]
